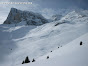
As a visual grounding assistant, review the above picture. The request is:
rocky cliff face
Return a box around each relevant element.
[51,14,62,21]
[4,8,48,26]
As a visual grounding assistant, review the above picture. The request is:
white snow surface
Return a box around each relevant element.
[0,9,88,66]
[18,33,88,66]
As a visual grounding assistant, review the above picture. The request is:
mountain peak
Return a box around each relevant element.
[4,8,48,26]
[10,8,19,13]
[11,8,17,10]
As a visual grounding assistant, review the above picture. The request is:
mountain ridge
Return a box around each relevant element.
[4,8,48,26]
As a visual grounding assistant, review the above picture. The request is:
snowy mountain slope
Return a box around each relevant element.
[0,21,88,66]
[4,8,48,25]
[18,33,88,66]
[60,10,88,24]
[51,14,62,21]
[0,9,88,66]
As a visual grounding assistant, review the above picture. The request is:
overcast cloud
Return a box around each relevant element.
[0,0,88,24]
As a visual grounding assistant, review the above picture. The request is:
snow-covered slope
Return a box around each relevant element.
[18,33,88,66]
[60,10,88,24]
[0,9,88,66]
[51,14,62,21]
[4,8,48,26]
[0,21,88,66]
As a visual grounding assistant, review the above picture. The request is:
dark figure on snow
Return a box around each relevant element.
[80,41,83,45]
[32,58,35,62]
[22,60,25,64]
[47,56,49,59]
[51,51,52,52]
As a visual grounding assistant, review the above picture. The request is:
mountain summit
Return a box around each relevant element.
[4,8,48,26]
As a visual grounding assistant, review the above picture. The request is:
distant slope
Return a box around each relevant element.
[60,10,88,23]
[51,14,62,21]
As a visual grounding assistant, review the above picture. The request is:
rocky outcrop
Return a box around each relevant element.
[4,8,48,26]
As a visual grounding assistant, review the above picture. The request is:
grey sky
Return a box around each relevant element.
[0,0,88,24]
